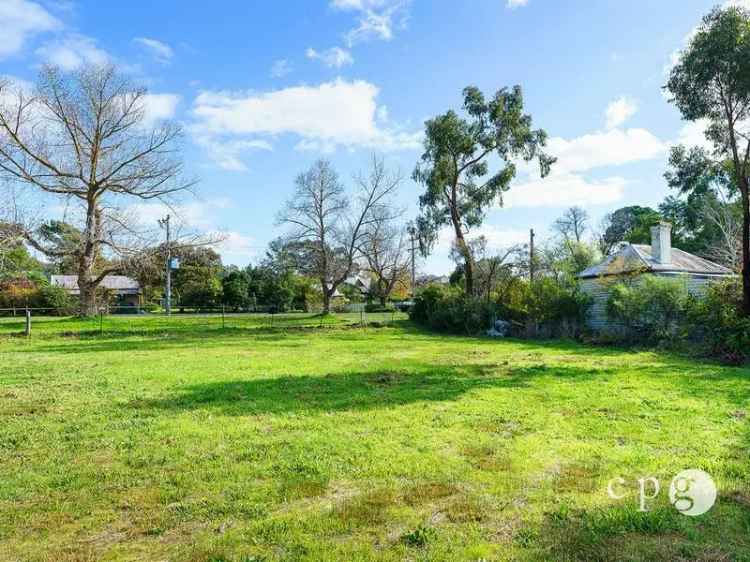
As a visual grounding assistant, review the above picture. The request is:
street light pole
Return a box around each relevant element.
[158,215,172,316]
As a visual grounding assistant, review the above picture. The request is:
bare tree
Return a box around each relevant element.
[553,206,589,243]
[278,156,401,313]
[0,65,196,315]
[702,190,742,271]
[359,207,410,306]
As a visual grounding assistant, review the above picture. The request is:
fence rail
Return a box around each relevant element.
[0,307,409,338]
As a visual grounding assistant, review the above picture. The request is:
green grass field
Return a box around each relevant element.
[1,314,749,561]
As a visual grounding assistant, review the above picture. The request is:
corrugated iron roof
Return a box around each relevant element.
[578,243,734,279]
[51,275,141,293]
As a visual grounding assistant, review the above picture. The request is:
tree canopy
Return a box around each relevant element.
[414,85,554,296]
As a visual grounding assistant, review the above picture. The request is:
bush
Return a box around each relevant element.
[0,276,74,314]
[685,279,750,364]
[410,284,503,335]
[522,278,591,337]
[364,302,395,313]
[606,275,688,341]
[410,280,589,337]
[39,284,75,315]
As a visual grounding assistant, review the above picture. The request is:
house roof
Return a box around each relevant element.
[344,274,373,292]
[578,243,734,279]
[51,275,141,294]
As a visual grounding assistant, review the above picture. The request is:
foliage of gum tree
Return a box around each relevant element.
[666,5,750,315]
[413,85,555,296]
[0,64,195,315]
[278,156,401,313]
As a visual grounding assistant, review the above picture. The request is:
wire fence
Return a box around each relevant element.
[0,306,410,338]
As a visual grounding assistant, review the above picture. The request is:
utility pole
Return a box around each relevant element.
[529,228,535,283]
[158,215,172,316]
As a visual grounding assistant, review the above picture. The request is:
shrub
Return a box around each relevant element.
[364,302,395,313]
[685,279,750,364]
[410,280,589,337]
[606,275,688,341]
[523,278,591,337]
[39,284,75,315]
[409,284,496,334]
[0,276,74,314]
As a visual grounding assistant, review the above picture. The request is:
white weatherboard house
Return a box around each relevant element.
[578,222,735,332]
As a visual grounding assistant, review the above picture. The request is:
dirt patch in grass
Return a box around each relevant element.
[552,462,601,493]
[333,487,397,527]
[401,481,460,506]
[462,444,512,471]
[444,494,490,523]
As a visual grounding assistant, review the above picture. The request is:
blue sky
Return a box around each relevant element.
[0,0,736,273]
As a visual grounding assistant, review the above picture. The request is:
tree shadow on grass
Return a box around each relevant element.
[130,363,605,416]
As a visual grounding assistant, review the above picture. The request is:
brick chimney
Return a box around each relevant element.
[650,222,672,264]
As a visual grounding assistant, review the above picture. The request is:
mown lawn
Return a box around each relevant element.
[1,315,749,561]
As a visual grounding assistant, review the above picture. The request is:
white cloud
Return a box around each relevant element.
[213,230,259,265]
[505,172,626,208]
[36,34,109,70]
[331,0,410,45]
[437,224,529,252]
[506,0,529,8]
[270,59,292,78]
[134,37,173,63]
[546,128,667,174]
[0,0,60,59]
[127,198,258,265]
[675,119,712,150]
[192,136,273,171]
[724,0,750,9]
[190,78,421,169]
[604,96,638,129]
[306,46,354,68]
[129,198,230,231]
[141,93,180,128]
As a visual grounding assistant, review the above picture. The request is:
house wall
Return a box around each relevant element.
[580,272,732,333]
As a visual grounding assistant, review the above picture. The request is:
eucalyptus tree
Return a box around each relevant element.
[0,64,195,315]
[413,85,554,295]
[666,5,750,314]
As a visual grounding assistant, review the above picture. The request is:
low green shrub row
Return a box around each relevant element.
[606,276,750,364]
[409,280,590,336]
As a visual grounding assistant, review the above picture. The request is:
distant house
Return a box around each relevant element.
[578,222,735,332]
[51,275,142,308]
[342,274,373,299]
[416,274,450,287]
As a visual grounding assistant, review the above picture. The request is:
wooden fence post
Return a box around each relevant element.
[24,308,31,337]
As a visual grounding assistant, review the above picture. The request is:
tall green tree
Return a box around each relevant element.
[598,206,661,255]
[413,85,554,295]
[666,5,750,315]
